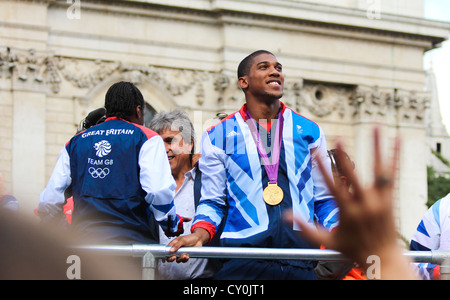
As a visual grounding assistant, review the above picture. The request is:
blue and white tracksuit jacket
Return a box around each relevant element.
[192,103,339,268]
[38,117,181,244]
[410,193,450,279]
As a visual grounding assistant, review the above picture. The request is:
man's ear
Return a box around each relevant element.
[134,105,145,125]
[238,76,248,90]
[136,105,143,116]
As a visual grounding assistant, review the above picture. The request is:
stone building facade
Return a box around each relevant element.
[1,0,450,240]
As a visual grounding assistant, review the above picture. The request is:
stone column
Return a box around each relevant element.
[12,90,46,216]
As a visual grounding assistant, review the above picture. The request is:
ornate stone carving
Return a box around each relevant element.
[0,47,61,93]
[349,84,430,124]
[42,56,62,94]
[214,70,231,103]
[0,48,431,124]
[282,80,303,110]
[56,58,120,89]
[119,64,212,107]
[403,91,430,121]
[213,70,242,107]
[0,47,17,79]
[17,49,43,82]
[295,81,351,118]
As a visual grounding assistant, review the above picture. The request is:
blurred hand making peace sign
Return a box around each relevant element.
[286,127,417,280]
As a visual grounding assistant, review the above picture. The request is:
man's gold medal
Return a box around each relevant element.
[245,109,285,206]
[263,183,284,205]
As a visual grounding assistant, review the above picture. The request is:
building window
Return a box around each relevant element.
[144,102,156,128]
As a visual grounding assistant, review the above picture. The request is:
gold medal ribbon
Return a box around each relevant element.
[245,108,284,205]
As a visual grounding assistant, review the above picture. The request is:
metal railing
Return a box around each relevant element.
[75,244,450,280]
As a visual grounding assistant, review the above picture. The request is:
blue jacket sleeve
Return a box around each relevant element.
[311,128,339,231]
[191,130,227,240]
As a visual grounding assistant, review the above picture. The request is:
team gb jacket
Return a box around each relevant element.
[38,117,181,244]
[410,193,450,280]
[192,102,339,268]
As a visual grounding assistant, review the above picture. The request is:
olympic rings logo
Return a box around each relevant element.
[88,167,110,179]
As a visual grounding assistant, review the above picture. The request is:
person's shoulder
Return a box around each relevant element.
[206,111,239,133]
[440,193,450,205]
[284,104,319,128]
[431,193,450,220]
[130,122,159,140]
[283,104,322,139]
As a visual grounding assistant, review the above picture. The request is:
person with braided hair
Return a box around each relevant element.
[38,81,185,247]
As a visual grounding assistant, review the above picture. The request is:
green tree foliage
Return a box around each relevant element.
[427,166,450,208]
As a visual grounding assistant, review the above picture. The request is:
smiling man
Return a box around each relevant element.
[168,50,339,280]
[150,110,196,191]
[149,109,218,279]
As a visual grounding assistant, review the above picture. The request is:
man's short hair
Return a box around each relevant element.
[148,108,196,154]
[237,50,275,79]
[104,81,144,121]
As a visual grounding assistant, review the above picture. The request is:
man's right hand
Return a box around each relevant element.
[166,228,211,263]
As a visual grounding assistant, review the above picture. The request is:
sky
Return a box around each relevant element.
[424,0,450,134]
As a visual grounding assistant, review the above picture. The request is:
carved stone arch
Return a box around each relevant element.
[137,76,179,124]
[74,73,178,127]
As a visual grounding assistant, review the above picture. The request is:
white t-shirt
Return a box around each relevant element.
[157,167,216,280]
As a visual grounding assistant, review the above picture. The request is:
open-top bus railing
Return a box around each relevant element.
[74,244,450,280]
